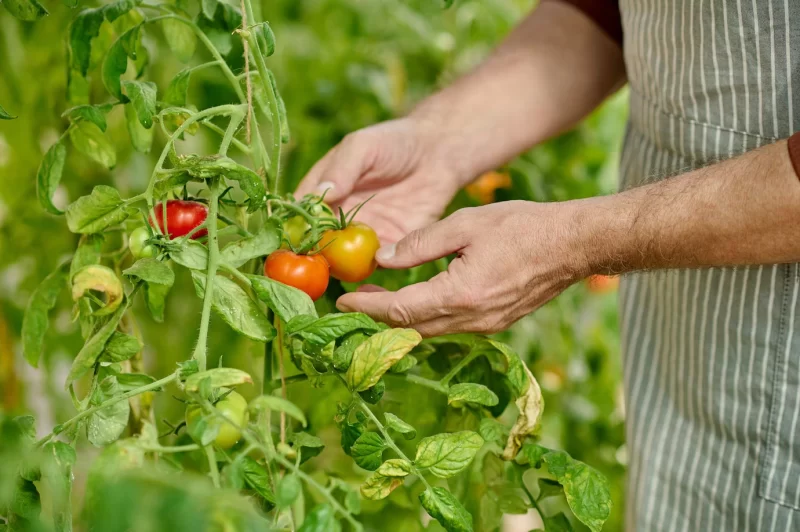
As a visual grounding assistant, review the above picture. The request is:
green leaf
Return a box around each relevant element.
[288,312,380,349]
[163,68,191,107]
[220,222,281,268]
[249,274,317,322]
[11,478,41,520]
[389,354,417,374]
[22,265,67,367]
[447,383,499,408]
[145,273,171,322]
[87,376,130,446]
[538,478,564,500]
[332,331,368,372]
[62,104,113,132]
[191,272,275,342]
[384,412,416,440]
[66,186,129,234]
[161,17,196,63]
[414,431,483,479]
[484,339,529,397]
[298,504,340,532]
[201,0,217,19]
[68,7,105,76]
[254,21,275,56]
[102,0,140,22]
[0,102,16,119]
[240,457,275,506]
[121,80,156,128]
[419,487,473,532]
[125,101,153,153]
[350,432,385,471]
[358,379,385,404]
[115,373,157,391]
[66,300,127,386]
[173,155,266,212]
[275,473,301,508]
[248,395,307,427]
[99,332,141,363]
[71,264,123,317]
[123,258,174,286]
[478,418,506,446]
[102,24,143,100]
[345,328,421,392]
[339,413,365,456]
[170,240,208,270]
[69,120,117,169]
[541,451,611,532]
[289,432,324,464]
[183,368,252,392]
[2,0,48,21]
[360,472,403,501]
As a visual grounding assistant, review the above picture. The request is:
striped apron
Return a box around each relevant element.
[617,1,800,530]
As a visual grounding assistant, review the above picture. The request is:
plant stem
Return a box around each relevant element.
[202,121,251,154]
[205,445,221,488]
[219,110,245,156]
[140,444,201,453]
[440,350,481,386]
[275,319,287,444]
[192,181,223,370]
[395,373,448,394]
[37,372,178,446]
[355,396,434,491]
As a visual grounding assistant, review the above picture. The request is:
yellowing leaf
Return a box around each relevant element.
[71,265,123,317]
[502,362,543,460]
[345,328,421,392]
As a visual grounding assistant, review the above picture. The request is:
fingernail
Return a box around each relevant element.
[375,243,396,262]
[316,181,335,194]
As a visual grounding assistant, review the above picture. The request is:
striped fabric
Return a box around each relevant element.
[617,1,800,530]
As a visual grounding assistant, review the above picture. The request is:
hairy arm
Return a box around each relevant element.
[581,139,800,273]
[410,0,626,181]
[338,138,800,336]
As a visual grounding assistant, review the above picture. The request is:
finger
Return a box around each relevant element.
[306,132,377,204]
[296,147,336,198]
[336,280,452,327]
[356,284,387,293]
[375,213,470,270]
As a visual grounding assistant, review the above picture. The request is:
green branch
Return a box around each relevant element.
[192,181,223,371]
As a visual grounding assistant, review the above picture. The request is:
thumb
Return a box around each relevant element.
[376,214,470,269]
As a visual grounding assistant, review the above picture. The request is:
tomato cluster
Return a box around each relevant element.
[265,213,380,301]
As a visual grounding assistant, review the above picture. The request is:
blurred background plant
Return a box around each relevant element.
[0,0,627,529]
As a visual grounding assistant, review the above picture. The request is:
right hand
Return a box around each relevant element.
[295,117,462,244]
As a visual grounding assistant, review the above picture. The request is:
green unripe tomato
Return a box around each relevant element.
[185,390,248,450]
[129,226,156,259]
[309,201,334,217]
[281,215,310,249]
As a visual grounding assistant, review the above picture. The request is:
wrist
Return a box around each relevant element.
[567,194,639,278]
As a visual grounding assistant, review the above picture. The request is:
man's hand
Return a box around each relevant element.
[335,201,591,337]
[296,118,462,244]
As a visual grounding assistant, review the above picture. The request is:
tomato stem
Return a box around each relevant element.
[205,445,221,488]
[191,181,223,371]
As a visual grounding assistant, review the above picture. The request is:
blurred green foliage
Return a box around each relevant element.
[0,0,627,530]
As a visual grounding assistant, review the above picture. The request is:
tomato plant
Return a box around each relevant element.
[264,249,330,301]
[319,222,381,283]
[0,1,621,531]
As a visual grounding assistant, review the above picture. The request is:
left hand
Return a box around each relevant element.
[335,200,593,337]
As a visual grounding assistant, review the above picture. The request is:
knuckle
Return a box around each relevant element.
[387,301,413,327]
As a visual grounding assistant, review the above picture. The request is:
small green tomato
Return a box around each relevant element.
[185,390,248,450]
[129,226,156,259]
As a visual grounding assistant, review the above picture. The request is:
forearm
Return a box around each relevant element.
[576,140,800,275]
[411,1,626,183]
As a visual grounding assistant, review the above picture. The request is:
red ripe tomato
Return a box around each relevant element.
[265,250,330,301]
[319,222,380,283]
[150,200,208,239]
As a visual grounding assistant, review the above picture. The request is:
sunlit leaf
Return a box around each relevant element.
[162,17,196,63]
[123,258,174,286]
[360,472,402,501]
[345,328,421,392]
[288,312,380,350]
[414,431,483,479]
[87,376,130,446]
[62,103,113,132]
[66,186,130,234]
[121,80,156,128]
[384,412,416,440]
[71,265,123,317]
[69,121,117,169]
[447,383,499,408]
[249,274,317,322]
